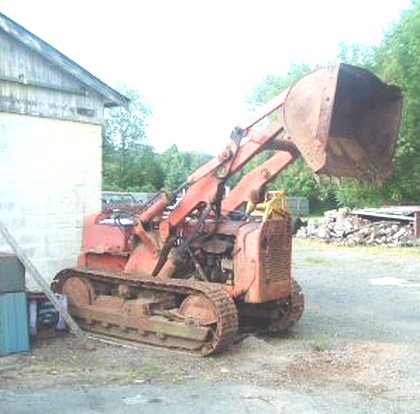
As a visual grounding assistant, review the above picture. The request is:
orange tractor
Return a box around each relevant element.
[53,65,403,354]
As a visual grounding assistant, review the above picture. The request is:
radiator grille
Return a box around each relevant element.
[260,219,292,283]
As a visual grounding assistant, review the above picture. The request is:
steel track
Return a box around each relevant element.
[52,268,238,355]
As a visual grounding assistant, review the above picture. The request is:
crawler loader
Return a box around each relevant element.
[52,64,403,355]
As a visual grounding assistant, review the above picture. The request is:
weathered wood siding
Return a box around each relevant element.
[0,30,105,124]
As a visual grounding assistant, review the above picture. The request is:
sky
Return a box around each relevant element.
[1,1,413,155]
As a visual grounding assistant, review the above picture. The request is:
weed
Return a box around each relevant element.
[206,357,218,365]
[309,336,329,352]
[128,360,163,382]
[305,256,326,265]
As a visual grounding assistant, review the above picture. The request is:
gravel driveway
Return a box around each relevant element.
[1,239,420,413]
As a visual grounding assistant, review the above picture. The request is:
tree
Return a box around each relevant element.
[249,62,312,105]
[334,179,388,208]
[158,145,212,190]
[371,0,420,203]
[336,40,376,67]
[103,83,164,191]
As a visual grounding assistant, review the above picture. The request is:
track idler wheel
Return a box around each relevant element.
[61,277,95,307]
[179,294,218,325]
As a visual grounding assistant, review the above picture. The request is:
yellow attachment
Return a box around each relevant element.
[248,191,290,221]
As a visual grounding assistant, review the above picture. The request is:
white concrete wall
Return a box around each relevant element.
[0,112,102,290]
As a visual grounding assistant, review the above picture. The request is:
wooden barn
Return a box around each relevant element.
[0,13,129,289]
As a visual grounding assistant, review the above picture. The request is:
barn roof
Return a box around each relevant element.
[0,12,129,108]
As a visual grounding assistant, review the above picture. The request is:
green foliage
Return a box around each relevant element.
[370,0,420,203]
[103,3,420,211]
[103,83,164,191]
[336,41,376,67]
[249,62,312,104]
[104,82,151,154]
[334,179,387,208]
[158,145,211,191]
[103,88,212,192]
[268,159,337,213]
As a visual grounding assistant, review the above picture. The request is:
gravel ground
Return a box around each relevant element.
[1,239,420,413]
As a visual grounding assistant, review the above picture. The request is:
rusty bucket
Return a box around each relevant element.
[281,64,403,183]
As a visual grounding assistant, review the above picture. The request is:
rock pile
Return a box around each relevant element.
[295,207,417,247]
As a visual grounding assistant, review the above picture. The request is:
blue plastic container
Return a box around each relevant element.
[0,291,30,355]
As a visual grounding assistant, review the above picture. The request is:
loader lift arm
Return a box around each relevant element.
[141,64,403,229]
[221,143,299,213]
[131,64,403,276]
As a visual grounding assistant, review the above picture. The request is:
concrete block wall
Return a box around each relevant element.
[0,112,102,290]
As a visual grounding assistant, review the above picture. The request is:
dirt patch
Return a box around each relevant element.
[0,328,410,397]
[2,241,420,413]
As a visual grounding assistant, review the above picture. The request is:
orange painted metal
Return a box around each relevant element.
[79,252,128,273]
[53,64,403,355]
[163,175,221,228]
[222,150,297,213]
[164,119,285,230]
[139,191,171,223]
[229,219,292,303]
[81,213,132,253]
[132,220,159,255]
[78,213,132,271]
[189,119,285,184]
[124,242,176,278]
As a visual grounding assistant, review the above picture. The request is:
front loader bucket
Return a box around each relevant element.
[282,64,403,183]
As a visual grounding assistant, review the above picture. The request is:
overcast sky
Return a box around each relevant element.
[1,1,412,154]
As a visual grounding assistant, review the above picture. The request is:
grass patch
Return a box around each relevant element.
[309,336,329,352]
[304,256,327,264]
[128,360,163,382]
[205,357,219,366]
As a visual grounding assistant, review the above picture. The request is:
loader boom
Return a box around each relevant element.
[140,64,402,232]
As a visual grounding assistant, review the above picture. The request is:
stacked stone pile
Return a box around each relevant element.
[295,207,416,247]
